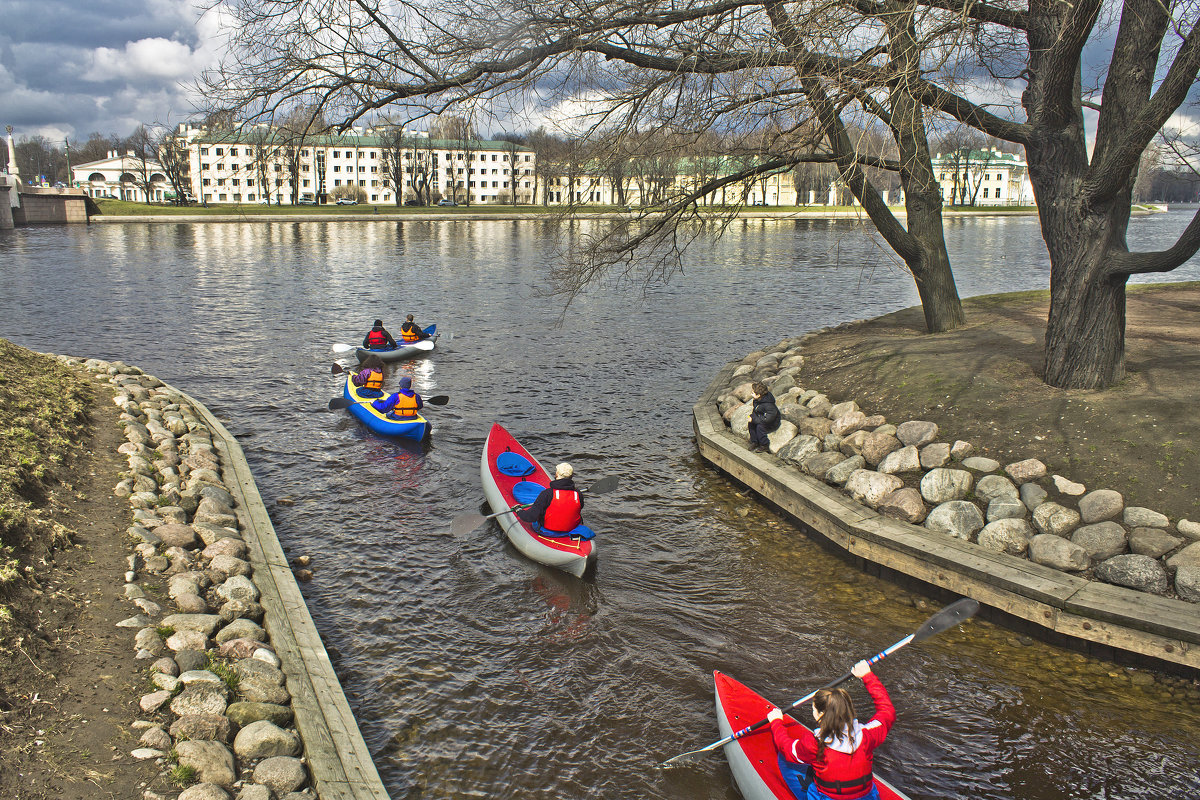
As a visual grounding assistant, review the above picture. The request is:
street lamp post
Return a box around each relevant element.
[64,138,71,187]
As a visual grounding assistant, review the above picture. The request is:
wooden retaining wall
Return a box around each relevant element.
[167,383,392,800]
[694,361,1200,674]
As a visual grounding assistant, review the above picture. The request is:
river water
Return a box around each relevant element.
[3,212,1200,799]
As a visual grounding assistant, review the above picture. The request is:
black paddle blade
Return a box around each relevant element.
[331,363,346,375]
[588,475,619,494]
[328,397,356,410]
[911,598,980,644]
[425,395,450,406]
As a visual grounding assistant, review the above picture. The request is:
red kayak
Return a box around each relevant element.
[714,671,912,800]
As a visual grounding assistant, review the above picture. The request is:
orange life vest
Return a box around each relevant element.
[401,322,422,343]
[390,391,420,418]
[366,328,388,348]
[361,369,383,390]
[542,489,582,532]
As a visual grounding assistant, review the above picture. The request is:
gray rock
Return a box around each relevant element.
[1079,489,1123,524]
[778,435,822,466]
[1129,527,1185,559]
[140,726,172,751]
[174,739,237,787]
[209,554,252,579]
[831,410,868,437]
[801,451,845,478]
[1020,482,1048,512]
[139,690,172,713]
[1095,554,1169,594]
[1032,502,1081,537]
[134,627,165,655]
[167,629,209,652]
[797,417,833,439]
[828,400,860,419]
[871,422,896,436]
[919,443,951,469]
[170,683,230,717]
[1123,507,1169,528]
[1052,475,1086,495]
[844,470,904,509]
[824,455,866,487]
[180,669,226,686]
[860,432,901,466]
[766,420,799,453]
[155,524,200,550]
[1004,458,1047,483]
[226,702,294,729]
[1166,541,1200,570]
[924,501,985,541]
[178,784,230,800]
[877,446,921,475]
[779,403,811,427]
[216,618,266,644]
[986,497,1028,522]
[215,575,261,604]
[219,599,265,624]
[919,469,973,504]
[975,474,1020,504]
[233,720,302,759]
[950,440,973,460]
[160,613,222,636]
[151,657,179,677]
[117,615,151,628]
[730,401,753,437]
[1176,566,1200,602]
[838,430,870,458]
[177,593,210,614]
[962,456,1000,473]
[1070,522,1128,562]
[877,488,927,524]
[203,538,249,561]
[806,395,832,417]
[175,649,209,672]
[1028,534,1090,571]
[895,421,938,448]
[977,518,1033,556]
[253,757,308,796]
[171,714,234,743]
[1177,519,1200,541]
[235,786,272,800]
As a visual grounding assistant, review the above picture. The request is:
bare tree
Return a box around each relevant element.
[126,125,160,204]
[155,126,193,205]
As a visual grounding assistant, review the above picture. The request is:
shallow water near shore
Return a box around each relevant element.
[3,213,1200,798]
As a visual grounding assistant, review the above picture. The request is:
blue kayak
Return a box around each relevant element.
[342,375,430,440]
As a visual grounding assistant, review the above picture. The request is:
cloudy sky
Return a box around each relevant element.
[2,0,222,143]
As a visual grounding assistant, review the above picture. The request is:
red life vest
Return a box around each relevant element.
[366,328,388,348]
[389,391,420,419]
[401,322,421,343]
[542,489,582,532]
[362,369,383,390]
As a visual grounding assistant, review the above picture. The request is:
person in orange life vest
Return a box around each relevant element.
[351,355,386,398]
[517,463,584,533]
[765,660,895,800]
[372,375,423,419]
[363,319,397,350]
[399,313,431,343]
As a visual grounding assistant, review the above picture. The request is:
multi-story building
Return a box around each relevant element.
[71,150,173,202]
[932,148,1034,207]
[184,127,537,206]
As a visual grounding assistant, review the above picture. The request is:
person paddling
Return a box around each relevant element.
[363,319,398,350]
[400,313,431,343]
[373,375,423,419]
[765,660,895,800]
[517,463,584,535]
[351,354,386,398]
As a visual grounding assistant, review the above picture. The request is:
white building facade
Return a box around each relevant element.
[71,151,172,202]
[932,148,1034,206]
[186,129,536,206]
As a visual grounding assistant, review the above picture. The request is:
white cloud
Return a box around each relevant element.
[84,37,202,82]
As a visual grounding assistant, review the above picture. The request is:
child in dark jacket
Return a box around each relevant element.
[749,381,781,452]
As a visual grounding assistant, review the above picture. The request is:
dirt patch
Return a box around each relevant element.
[0,342,164,799]
[798,283,1200,522]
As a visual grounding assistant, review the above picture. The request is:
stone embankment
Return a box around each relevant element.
[696,335,1200,671]
[57,356,389,800]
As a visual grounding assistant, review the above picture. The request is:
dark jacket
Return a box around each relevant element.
[750,391,781,431]
[363,326,398,349]
[517,477,584,525]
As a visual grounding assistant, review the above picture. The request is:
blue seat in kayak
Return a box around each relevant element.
[497,451,535,477]
[511,481,545,505]
[536,523,596,540]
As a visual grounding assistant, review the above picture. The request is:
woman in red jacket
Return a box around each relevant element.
[766,660,895,800]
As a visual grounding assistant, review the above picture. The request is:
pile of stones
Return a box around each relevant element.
[714,337,1200,603]
[63,356,314,800]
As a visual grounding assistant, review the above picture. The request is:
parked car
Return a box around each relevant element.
[297,197,318,205]
[437,198,458,207]
[335,198,358,205]
[404,199,422,206]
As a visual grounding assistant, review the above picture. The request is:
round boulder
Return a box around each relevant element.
[975,475,1020,504]
[844,470,904,509]
[877,488,927,524]
[233,720,302,759]
[1094,554,1169,594]
[1028,534,1090,571]
[1070,522,1128,562]
[253,756,308,796]
[1032,502,1081,537]
[919,469,974,505]
[977,519,1033,556]
[1079,489,1123,524]
[924,501,985,541]
[895,420,938,448]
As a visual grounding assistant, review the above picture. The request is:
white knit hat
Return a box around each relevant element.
[555,463,573,479]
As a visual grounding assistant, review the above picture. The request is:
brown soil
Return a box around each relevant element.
[0,352,165,798]
[799,282,1200,522]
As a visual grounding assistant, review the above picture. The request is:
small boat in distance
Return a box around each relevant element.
[355,324,437,362]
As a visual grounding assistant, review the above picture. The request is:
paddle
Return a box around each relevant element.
[449,475,621,537]
[659,597,981,767]
[330,339,434,354]
[328,395,449,410]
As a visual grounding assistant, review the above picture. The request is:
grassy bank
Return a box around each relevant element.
[0,340,93,632]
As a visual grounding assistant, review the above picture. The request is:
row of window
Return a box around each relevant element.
[199,146,532,162]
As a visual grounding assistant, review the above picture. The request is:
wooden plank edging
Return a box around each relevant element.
[693,362,1200,673]
[163,383,392,800]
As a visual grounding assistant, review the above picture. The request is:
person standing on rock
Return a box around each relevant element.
[765,660,895,800]
[363,319,398,350]
[749,382,781,452]
[351,354,386,398]
[400,314,431,343]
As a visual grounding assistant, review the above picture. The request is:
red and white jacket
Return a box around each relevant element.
[769,673,896,799]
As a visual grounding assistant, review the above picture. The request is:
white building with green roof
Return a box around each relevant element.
[931,148,1034,207]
